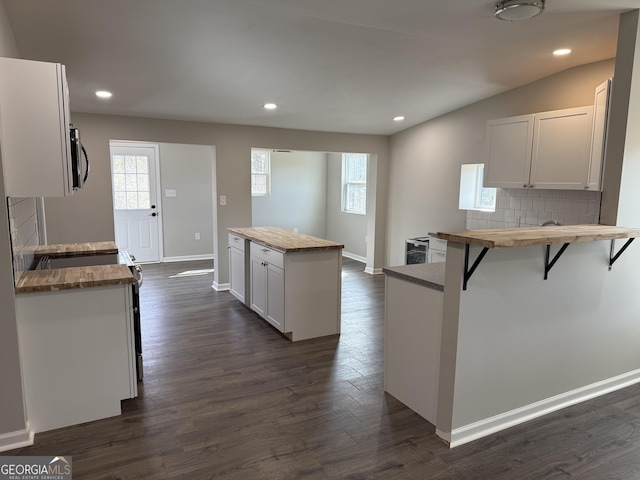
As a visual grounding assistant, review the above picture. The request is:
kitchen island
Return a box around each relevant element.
[14,242,137,434]
[384,225,640,448]
[228,227,343,341]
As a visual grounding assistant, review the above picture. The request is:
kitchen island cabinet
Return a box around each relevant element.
[228,227,343,341]
[228,233,248,303]
[384,224,640,449]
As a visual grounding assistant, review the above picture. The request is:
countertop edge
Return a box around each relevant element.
[228,227,344,252]
[383,263,445,292]
[15,265,135,294]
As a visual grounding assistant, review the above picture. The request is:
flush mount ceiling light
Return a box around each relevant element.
[393,116,405,122]
[264,103,277,110]
[494,0,545,21]
[95,90,112,99]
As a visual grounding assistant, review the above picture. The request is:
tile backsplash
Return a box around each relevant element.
[466,189,601,230]
[8,197,40,284]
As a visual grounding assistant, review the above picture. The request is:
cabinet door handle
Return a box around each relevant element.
[524,184,528,188]
[261,248,269,253]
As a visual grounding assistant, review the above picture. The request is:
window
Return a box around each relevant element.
[251,149,271,196]
[342,153,367,215]
[459,164,496,212]
[111,154,151,210]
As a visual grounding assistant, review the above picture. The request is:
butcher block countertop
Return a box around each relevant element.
[35,241,119,258]
[228,226,344,252]
[437,225,640,249]
[16,265,134,294]
[16,241,133,294]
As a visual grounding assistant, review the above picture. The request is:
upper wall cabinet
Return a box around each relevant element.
[0,58,73,197]
[587,79,611,191]
[484,81,610,191]
[484,114,535,189]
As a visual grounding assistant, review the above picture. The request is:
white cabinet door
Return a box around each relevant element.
[484,114,534,188]
[0,58,73,197]
[229,246,245,303]
[530,106,593,190]
[250,255,267,317]
[265,263,285,331]
[586,79,611,191]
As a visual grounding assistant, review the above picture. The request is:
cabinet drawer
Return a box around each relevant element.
[228,233,245,252]
[250,242,284,269]
[429,237,447,253]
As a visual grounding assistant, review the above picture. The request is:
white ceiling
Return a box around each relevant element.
[2,0,637,135]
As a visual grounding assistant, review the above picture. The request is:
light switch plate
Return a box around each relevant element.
[220,195,227,206]
[165,189,177,197]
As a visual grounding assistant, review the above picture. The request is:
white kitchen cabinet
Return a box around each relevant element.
[228,233,248,304]
[530,106,593,189]
[0,57,73,197]
[428,236,447,263]
[15,285,137,433]
[485,104,601,190]
[586,79,611,191]
[485,114,534,189]
[250,243,285,332]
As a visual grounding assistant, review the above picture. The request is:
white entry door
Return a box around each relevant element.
[110,142,161,263]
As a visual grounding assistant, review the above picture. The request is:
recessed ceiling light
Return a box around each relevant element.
[553,48,572,56]
[393,116,405,122]
[264,103,277,110]
[494,0,545,22]
[95,90,112,99]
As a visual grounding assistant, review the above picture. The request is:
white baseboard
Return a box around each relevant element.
[163,254,214,263]
[0,424,34,452]
[439,368,640,448]
[364,267,384,275]
[342,251,366,264]
[212,282,230,291]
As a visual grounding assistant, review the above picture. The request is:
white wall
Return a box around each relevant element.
[326,152,367,259]
[159,143,215,260]
[42,115,390,285]
[388,59,616,267]
[0,0,29,447]
[251,150,328,238]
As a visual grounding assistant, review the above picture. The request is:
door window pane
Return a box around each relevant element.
[112,154,152,210]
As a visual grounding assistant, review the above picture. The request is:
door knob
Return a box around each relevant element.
[150,212,157,217]
[151,204,156,209]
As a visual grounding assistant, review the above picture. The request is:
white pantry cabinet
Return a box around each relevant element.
[250,243,285,332]
[0,57,73,197]
[485,106,595,190]
[228,233,248,304]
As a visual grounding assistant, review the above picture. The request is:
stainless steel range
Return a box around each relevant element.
[36,251,144,380]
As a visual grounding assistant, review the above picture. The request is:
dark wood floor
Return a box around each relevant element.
[10,258,640,479]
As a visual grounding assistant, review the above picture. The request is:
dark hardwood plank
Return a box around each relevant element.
[8,258,640,479]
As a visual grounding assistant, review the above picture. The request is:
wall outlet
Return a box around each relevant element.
[195,232,200,240]
[293,227,298,233]
[220,195,227,206]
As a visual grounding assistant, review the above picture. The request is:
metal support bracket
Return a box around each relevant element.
[463,244,489,291]
[609,238,635,270]
[544,243,570,280]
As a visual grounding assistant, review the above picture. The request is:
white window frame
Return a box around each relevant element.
[251,149,271,196]
[342,153,368,215]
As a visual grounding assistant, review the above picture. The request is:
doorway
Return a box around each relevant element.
[109,141,162,263]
